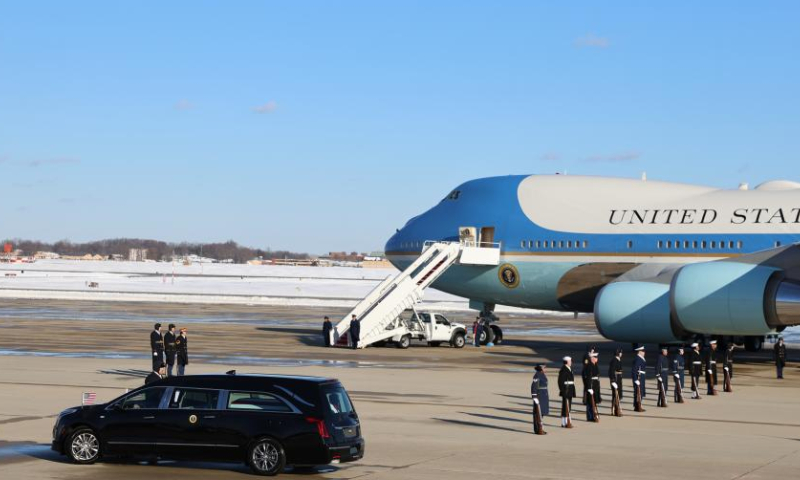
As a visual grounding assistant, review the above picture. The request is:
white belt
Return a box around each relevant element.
[591,376,599,380]
[692,361,701,364]
[564,381,574,385]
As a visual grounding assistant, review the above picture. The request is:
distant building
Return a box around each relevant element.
[33,251,60,260]
[129,248,148,262]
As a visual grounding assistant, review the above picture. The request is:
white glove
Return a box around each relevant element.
[707,369,712,374]
[724,367,729,371]
[674,373,680,378]
[635,380,641,386]
[611,382,618,389]
[657,376,663,382]
[153,352,158,356]
[588,389,594,395]
[534,398,540,405]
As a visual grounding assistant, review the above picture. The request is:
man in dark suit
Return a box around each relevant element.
[176,328,189,376]
[150,323,164,370]
[775,337,787,379]
[349,314,360,349]
[322,316,333,347]
[145,363,166,385]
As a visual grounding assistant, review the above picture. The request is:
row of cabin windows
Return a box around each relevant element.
[656,240,743,250]
[400,241,423,249]
[520,240,589,249]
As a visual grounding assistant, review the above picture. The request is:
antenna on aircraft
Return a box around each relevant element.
[641,172,647,181]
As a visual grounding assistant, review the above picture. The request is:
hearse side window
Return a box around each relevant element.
[227,392,293,412]
[119,387,166,410]
[325,390,354,416]
[168,388,220,410]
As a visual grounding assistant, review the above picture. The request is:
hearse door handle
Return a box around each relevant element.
[203,415,216,419]
[142,415,155,420]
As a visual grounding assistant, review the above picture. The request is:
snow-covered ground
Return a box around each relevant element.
[0,260,557,314]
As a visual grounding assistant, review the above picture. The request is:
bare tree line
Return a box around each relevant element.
[3,238,310,263]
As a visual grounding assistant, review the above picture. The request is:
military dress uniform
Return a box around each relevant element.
[672,350,685,403]
[530,372,547,435]
[775,341,787,379]
[150,328,164,370]
[558,363,576,428]
[655,351,670,407]
[723,346,734,392]
[582,357,602,422]
[608,353,623,416]
[690,346,703,399]
[632,353,647,412]
[704,346,718,395]
[533,369,550,416]
[164,329,177,376]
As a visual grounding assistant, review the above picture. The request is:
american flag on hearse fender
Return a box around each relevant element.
[82,392,97,405]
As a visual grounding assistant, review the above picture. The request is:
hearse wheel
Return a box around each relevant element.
[249,437,286,476]
[67,428,101,464]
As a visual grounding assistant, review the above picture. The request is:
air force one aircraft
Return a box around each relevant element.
[384,174,800,350]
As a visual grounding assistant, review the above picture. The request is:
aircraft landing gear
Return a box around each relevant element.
[476,303,503,346]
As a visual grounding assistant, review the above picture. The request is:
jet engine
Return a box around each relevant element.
[671,262,800,335]
[594,281,682,343]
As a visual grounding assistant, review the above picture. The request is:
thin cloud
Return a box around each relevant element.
[583,151,641,163]
[540,152,562,162]
[252,101,277,114]
[26,157,80,167]
[174,99,195,111]
[575,33,610,48]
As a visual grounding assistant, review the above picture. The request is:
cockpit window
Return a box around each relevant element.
[444,190,461,201]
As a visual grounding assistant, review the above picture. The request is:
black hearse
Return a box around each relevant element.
[52,373,364,476]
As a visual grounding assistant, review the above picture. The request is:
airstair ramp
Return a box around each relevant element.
[333,240,500,348]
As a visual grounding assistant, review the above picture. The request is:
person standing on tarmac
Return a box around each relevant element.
[322,316,333,347]
[723,344,734,392]
[656,346,669,408]
[672,346,685,403]
[704,340,719,396]
[164,324,177,377]
[775,337,787,379]
[632,345,647,412]
[533,364,550,417]
[583,352,601,422]
[558,356,576,429]
[150,323,164,371]
[473,317,483,347]
[531,364,548,435]
[146,363,166,385]
[608,347,623,417]
[176,328,188,376]
[349,314,360,349]
[690,342,703,399]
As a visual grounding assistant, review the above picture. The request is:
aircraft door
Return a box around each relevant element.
[480,227,495,247]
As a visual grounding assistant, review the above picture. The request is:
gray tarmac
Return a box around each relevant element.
[0,300,799,479]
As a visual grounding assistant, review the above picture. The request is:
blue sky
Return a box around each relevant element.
[1,2,799,254]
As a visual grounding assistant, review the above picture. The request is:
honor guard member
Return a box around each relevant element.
[150,323,164,370]
[689,342,703,399]
[632,345,647,412]
[145,363,166,385]
[583,352,601,422]
[164,324,177,377]
[775,337,787,379]
[704,340,719,395]
[672,346,686,403]
[608,347,623,416]
[533,364,550,416]
[322,316,333,347]
[530,365,548,435]
[558,356,576,428]
[656,346,669,407]
[723,344,734,392]
[581,345,596,404]
[176,328,188,376]
[349,314,360,349]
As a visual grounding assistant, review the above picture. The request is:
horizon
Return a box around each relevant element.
[2,2,799,252]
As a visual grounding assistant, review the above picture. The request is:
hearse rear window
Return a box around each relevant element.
[227,392,293,412]
[169,389,220,410]
[325,389,354,416]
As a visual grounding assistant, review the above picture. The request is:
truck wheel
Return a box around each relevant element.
[397,335,411,349]
[451,332,466,348]
[481,327,495,346]
[428,342,441,347]
[490,326,503,345]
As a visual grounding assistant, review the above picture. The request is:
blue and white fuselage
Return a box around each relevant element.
[385,175,800,343]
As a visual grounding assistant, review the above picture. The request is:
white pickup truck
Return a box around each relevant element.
[375,309,467,349]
